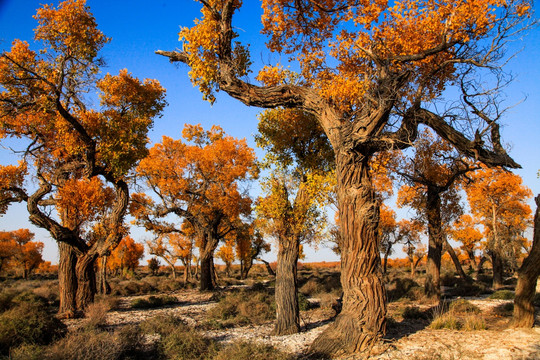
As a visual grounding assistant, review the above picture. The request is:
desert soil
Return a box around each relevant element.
[65,288,540,360]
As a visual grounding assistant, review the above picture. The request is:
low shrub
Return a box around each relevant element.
[430,312,462,330]
[131,295,177,309]
[489,290,515,300]
[139,314,186,336]
[9,343,46,360]
[462,315,487,331]
[297,293,310,311]
[387,277,422,301]
[0,302,66,355]
[46,328,136,360]
[402,306,429,320]
[299,279,324,296]
[449,299,481,314]
[84,300,111,329]
[160,326,218,360]
[207,289,274,327]
[214,341,293,360]
[493,302,514,316]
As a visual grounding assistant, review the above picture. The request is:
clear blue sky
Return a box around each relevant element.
[0,0,538,264]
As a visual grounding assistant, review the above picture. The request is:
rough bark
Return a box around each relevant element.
[97,256,110,295]
[75,253,97,312]
[310,153,386,358]
[491,251,505,289]
[511,195,540,327]
[58,242,77,318]
[200,253,214,291]
[424,189,443,299]
[476,255,487,279]
[258,258,276,276]
[444,239,471,282]
[274,235,300,335]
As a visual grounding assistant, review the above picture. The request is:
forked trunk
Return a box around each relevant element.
[424,189,443,300]
[75,253,97,312]
[58,242,77,318]
[491,251,504,289]
[274,235,300,335]
[310,152,385,358]
[512,195,540,327]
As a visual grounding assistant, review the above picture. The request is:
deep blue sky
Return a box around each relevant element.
[0,0,538,264]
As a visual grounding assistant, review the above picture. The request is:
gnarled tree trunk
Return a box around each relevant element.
[274,235,300,335]
[58,242,77,318]
[310,152,386,357]
[512,195,540,327]
[425,188,443,299]
[97,255,110,295]
[75,253,97,312]
[258,258,275,276]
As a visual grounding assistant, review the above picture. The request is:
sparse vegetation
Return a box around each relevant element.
[207,289,275,327]
[489,290,515,300]
[214,341,293,360]
[130,295,178,309]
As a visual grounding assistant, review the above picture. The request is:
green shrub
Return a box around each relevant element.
[297,292,310,311]
[214,341,293,360]
[46,328,127,360]
[160,326,218,360]
[387,277,422,301]
[402,306,429,320]
[207,290,274,327]
[493,302,514,316]
[0,302,66,355]
[131,295,177,309]
[9,343,46,360]
[139,315,186,336]
[489,290,515,300]
[449,299,481,314]
[299,278,324,296]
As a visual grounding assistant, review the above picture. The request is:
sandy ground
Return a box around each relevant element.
[66,288,540,360]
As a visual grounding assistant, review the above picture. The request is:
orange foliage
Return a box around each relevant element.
[0,229,44,278]
[466,166,532,263]
[107,236,144,273]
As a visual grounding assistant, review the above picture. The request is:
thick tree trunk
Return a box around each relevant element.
[310,153,386,358]
[444,239,471,282]
[491,251,504,289]
[183,259,191,283]
[512,195,540,327]
[476,255,487,279]
[274,236,300,335]
[424,189,443,299]
[97,256,110,295]
[58,242,78,318]
[200,253,214,291]
[75,253,97,312]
